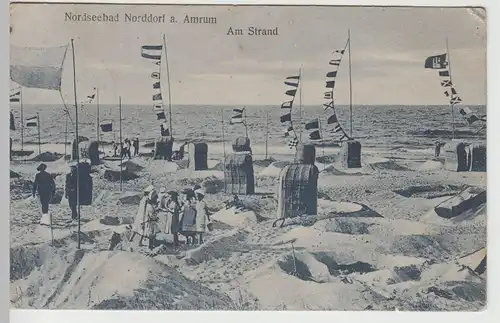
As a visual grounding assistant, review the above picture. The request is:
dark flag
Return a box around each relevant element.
[286,75,300,80]
[424,53,448,69]
[157,112,166,120]
[280,113,291,123]
[281,101,292,109]
[305,119,319,130]
[439,70,450,77]
[333,50,345,54]
[87,94,95,100]
[288,137,299,149]
[10,112,15,130]
[100,122,113,132]
[450,96,462,105]
[142,45,163,50]
[327,114,338,124]
[323,102,334,111]
[233,108,245,114]
[444,90,450,97]
[459,108,467,116]
[326,71,337,78]
[153,82,160,89]
[325,81,335,88]
[309,130,321,140]
[153,93,162,101]
[10,89,20,103]
[441,80,452,87]
[153,104,163,111]
[151,72,160,79]
[451,88,458,95]
[467,115,480,124]
[10,97,20,103]
[284,81,298,87]
[285,89,297,97]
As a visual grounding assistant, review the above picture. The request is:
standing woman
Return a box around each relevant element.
[32,163,56,224]
[143,190,161,250]
[165,190,181,246]
[194,189,210,245]
[130,185,155,245]
[179,188,197,245]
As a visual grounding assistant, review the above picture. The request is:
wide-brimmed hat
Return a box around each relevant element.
[195,188,205,196]
[181,188,194,195]
[37,163,47,171]
[144,185,155,193]
[193,184,202,191]
[159,187,166,193]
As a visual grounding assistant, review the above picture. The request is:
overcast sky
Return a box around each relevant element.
[10,4,486,106]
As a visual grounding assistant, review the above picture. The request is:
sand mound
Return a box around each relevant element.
[316,154,336,164]
[318,200,383,218]
[202,176,225,194]
[117,191,143,205]
[10,170,21,178]
[368,161,409,171]
[10,178,34,200]
[394,184,463,199]
[457,248,486,275]
[10,245,234,309]
[120,160,144,172]
[259,161,291,177]
[418,159,445,171]
[253,158,276,168]
[103,169,140,182]
[184,230,247,265]
[211,208,260,229]
[277,251,331,282]
[29,152,64,162]
[11,150,34,157]
[317,218,375,235]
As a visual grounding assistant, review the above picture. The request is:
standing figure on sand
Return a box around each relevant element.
[130,185,161,250]
[65,164,79,221]
[32,163,56,225]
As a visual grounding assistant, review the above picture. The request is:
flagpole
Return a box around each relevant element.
[70,38,82,250]
[36,113,41,155]
[96,87,100,148]
[265,111,269,159]
[221,108,226,192]
[299,67,303,142]
[348,29,353,139]
[244,108,249,138]
[20,88,24,151]
[163,34,173,137]
[119,96,123,191]
[446,37,456,140]
[319,118,325,171]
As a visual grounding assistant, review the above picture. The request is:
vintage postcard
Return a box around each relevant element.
[9,2,486,311]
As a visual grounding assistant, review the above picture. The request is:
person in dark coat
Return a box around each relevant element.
[65,164,79,220]
[32,163,56,216]
[133,138,140,156]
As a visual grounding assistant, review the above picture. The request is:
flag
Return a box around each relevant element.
[281,101,292,109]
[233,108,245,114]
[467,115,480,124]
[230,114,244,124]
[450,96,462,105]
[323,102,334,110]
[327,114,338,124]
[151,72,160,79]
[325,81,335,88]
[288,137,299,149]
[161,126,170,136]
[334,50,345,54]
[153,82,160,89]
[280,113,291,123]
[324,92,333,100]
[286,75,300,80]
[444,90,450,97]
[100,122,113,132]
[10,90,20,103]
[305,119,319,130]
[10,112,15,130]
[441,80,452,87]
[10,45,68,90]
[157,112,166,120]
[26,116,38,127]
[309,130,321,140]
[153,93,162,101]
[326,71,337,78]
[141,45,162,61]
[284,81,298,87]
[439,70,450,77]
[451,88,458,95]
[284,125,294,137]
[424,53,448,69]
[87,94,95,100]
[153,104,163,111]
[329,59,341,66]
[330,123,342,133]
[285,89,297,97]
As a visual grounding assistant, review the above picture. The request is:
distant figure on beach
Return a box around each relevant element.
[10,137,12,160]
[435,141,445,158]
[65,164,79,220]
[133,138,139,156]
[225,194,245,212]
[125,138,132,158]
[111,141,118,157]
[32,163,56,223]
[172,142,187,160]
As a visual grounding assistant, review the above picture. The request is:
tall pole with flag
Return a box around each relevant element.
[70,38,82,250]
[20,88,24,150]
[221,108,226,191]
[299,67,303,142]
[119,96,123,191]
[96,87,100,147]
[446,37,456,139]
[265,112,269,159]
[348,29,353,138]
[36,113,41,155]
[163,34,173,137]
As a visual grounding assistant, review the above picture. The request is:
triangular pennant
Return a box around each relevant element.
[284,81,299,88]
[327,114,338,124]
[325,81,335,88]
[153,82,160,89]
[326,71,337,78]
[281,101,293,109]
[285,89,297,97]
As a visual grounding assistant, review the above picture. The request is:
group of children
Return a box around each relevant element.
[130,183,212,250]
[112,138,140,159]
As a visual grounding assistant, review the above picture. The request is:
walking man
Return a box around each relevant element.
[32,163,56,225]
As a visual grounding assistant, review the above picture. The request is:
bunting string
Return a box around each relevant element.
[280,72,301,148]
[323,39,351,142]
[142,44,168,127]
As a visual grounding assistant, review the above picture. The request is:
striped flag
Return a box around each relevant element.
[26,116,38,127]
[288,137,299,149]
[230,114,244,124]
[100,122,113,132]
[10,89,20,103]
